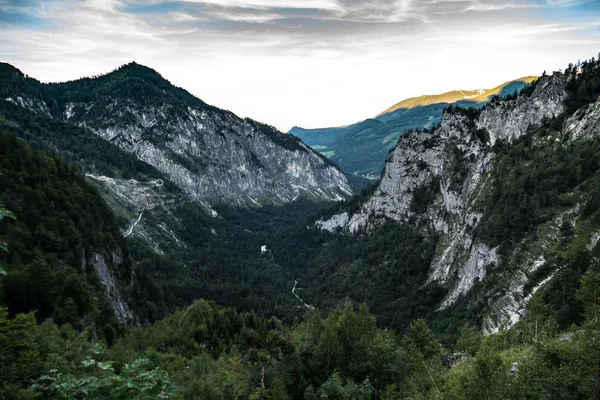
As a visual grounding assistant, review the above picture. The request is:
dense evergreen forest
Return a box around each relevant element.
[2,56,600,398]
[2,266,600,399]
[0,132,164,329]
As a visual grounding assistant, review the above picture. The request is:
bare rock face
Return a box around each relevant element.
[3,62,352,207]
[5,96,51,117]
[476,73,567,145]
[317,72,576,323]
[90,251,133,324]
[318,111,498,306]
[67,101,351,206]
[564,98,600,141]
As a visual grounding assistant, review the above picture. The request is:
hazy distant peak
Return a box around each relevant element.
[375,76,538,118]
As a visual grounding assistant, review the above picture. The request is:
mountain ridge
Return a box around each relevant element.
[0,61,352,206]
[0,60,354,322]
[290,76,537,177]
[375,76,538,117]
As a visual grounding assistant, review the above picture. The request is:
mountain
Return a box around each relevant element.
[313,63,600,334]
[376,76,537,116]
[1,62,352,206]
[290,77,536,178]
[0,61,355,320]
[2,57,600,400]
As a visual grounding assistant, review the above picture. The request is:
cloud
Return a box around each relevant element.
[546,0,596,6]
[0,0,598,130]
[464,1,540,12]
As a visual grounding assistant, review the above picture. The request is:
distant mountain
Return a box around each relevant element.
[290,77,537,178]
[375,76,537,117]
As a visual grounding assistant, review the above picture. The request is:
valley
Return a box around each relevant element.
[1,56,600,399]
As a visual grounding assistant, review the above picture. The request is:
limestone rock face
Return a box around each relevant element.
[564,98,600,141]
[317,111,497,307]
[317,72,581,326]
[66,101,352,206]
[5,96,51,117]
[3,62,352,207]
[476,73,567,145]
[91,251,133,324]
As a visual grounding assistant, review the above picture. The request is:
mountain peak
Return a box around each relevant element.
[113,61,164,79]
[97,61,174,90]
[0,62,24,76]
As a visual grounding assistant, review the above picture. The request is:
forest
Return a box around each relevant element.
[1,264,600,399]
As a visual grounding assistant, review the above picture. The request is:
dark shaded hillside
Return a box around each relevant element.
[0,132,164,328]
[0,100,172,183]
[0,61,217,115]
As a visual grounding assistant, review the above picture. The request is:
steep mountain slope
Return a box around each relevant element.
[0,132,163,328]
[1,62,352,206]
[290,77,535,178]
[0,97,316,319]
[0,62,353,320]
[313,62,600,333]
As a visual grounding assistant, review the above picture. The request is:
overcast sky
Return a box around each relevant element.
[1,0,599,131]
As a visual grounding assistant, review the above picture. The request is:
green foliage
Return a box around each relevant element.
[402,319,443,360]
[565,56,600,114]
[410,178,440,213]
[308,372,372,400]
[269,217,446,336]
[455,324,483,356]
[478,123,600,246]
[30,343,177,399]
[0,202,14,276]
[577,257,600,325]
[444,104,481,120]
[0,307,39,397]
[1,263,600,399]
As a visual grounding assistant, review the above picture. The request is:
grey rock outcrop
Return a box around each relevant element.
[3,63,352,207]
[477,73,567,145]
[68,101,352,206]
[318,111,498,306]
[564,98,600,141]
[90,251,133,324]
[5,96,51,117]
[317,72,572,320]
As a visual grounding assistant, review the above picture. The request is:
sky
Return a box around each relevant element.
[1,0,599,131]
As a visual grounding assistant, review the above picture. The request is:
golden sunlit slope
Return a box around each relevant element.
[375,76,538,118]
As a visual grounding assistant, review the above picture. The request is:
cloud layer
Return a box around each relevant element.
[0,0,599,130]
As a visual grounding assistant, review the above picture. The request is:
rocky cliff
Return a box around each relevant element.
[291,77,535,178]
[316,71,599,331]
